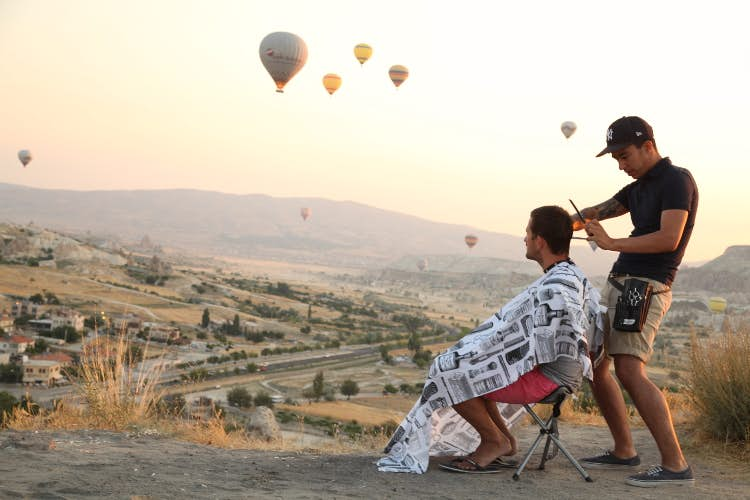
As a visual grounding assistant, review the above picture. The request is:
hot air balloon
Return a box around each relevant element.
[388,65,409,88]
[259,32,308,93]
[708,297,727,313]
[561,121,577,139]
[464,234,478,249]
[300,207,312,221]
[417,258,428,272]
[18,150,32,167]
[354,43,372,66]
[322,73,342,95]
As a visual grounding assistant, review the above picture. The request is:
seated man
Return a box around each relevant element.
[377,205,601,474]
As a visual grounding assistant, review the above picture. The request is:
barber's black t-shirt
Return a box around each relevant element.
[610,157,698,286]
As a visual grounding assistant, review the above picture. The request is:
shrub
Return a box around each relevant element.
[688,327,750,444]
[227,387,253,408]
[254,391,273,408]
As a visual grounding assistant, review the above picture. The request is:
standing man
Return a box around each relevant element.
[574,116,698,487]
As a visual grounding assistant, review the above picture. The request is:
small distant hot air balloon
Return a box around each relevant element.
[388,65,409,88]
[561,121,577,139]
[417,258,428,272]
[259,32,308,93]
[354,43,372,66]
[464,234,478,249]
[300,207,312,221]
[18,150,32,167]
[708,297,727,313]
[322,73,342,95]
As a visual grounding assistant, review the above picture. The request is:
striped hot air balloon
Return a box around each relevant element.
[322,73,342,95]
[388,65,409,88]
[354,43,372,66]
[464,234,478,249]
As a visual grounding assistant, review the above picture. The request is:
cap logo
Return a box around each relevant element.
[635,131,643,136]
[606,128,613,141]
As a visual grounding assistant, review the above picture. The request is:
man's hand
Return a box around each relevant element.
[584,220,616,250]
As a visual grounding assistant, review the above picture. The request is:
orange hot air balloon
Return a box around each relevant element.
[388,65,409,88]
[465,234,478,249]
[322,73,342,95]
[300,207,312,221]
[353,43,372,66]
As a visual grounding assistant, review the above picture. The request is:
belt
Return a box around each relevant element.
[607,274,670,294]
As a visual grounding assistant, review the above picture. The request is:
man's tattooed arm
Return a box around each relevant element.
[571,198,627,229]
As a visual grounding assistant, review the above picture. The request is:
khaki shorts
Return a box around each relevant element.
[601,275,672,364]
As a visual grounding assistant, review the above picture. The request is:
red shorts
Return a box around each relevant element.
[482,367,558,404]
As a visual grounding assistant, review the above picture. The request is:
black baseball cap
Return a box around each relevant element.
[596,116,654,157]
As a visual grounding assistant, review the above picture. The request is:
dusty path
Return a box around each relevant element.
[1,424,747,499]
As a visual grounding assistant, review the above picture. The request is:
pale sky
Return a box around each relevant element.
[1,0,748,263]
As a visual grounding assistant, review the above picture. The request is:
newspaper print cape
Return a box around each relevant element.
[377,262,603,473]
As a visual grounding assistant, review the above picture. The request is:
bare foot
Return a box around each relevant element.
[453,438,513,470]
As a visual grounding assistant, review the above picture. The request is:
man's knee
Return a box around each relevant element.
[613,354,648,388]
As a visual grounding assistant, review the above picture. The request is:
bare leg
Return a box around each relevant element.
[452,397,513,468]
[483,399,517,455]
[614,355,688,471]
[591,356,637,459]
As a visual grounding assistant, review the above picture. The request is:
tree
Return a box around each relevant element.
[378,344,392,364]
[254,391,273,408]
[393,313,428,334]
[227,387,253,408]
[340,379,360,400]
[0,391,19,418]
[0,364,23,383]
[312,370,325,401]
[407,332,421,354]
[201,308,210,328]
[232,314,241,334]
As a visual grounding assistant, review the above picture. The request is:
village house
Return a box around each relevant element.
[30,351,74,367]
[112,314,144,336]
[0,334,35,354]
[11,300,40,319]
[0,310,14,330]
[0,351,11,364]
[27,308,85,334]
[22,359,63,385]
[145,324,181,343]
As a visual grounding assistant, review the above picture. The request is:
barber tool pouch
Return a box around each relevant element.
[612,278,653,332]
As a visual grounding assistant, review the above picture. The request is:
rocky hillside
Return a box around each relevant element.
[0,223,126,268]
[677,246,750,294]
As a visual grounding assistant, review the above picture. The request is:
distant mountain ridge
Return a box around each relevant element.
[0,183,618,275]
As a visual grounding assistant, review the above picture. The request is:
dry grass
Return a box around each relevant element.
[687,325,750,458]
[277,400,404,427]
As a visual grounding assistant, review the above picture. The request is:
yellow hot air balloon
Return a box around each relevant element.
[259,32,308,93]
[300,207,312,221]
[561,121,577,139]
[464,234,478,249]
[354,43,373,66]
[388,65,409,88]
[708,297,727,313]
[322,73,342,95]
[18,149,32,167]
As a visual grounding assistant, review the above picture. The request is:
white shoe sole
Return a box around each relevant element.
[625,478,695,488]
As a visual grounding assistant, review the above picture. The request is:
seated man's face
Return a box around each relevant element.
[524,218,541,263]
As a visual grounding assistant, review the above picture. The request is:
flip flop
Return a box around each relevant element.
[492,457,518,468]
[438,457,506,474]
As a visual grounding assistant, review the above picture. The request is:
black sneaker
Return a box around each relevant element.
[626,465,695,487]
[580,450,641,469]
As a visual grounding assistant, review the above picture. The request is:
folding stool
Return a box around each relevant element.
[512,386,593,482]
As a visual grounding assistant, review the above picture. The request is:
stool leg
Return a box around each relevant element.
[544,433,593,482]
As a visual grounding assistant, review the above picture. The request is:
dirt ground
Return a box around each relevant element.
[1,424,747,499]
